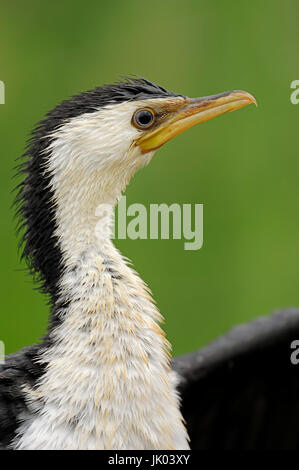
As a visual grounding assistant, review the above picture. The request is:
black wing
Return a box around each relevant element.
[173,308,299,450]
[0,344,43,449]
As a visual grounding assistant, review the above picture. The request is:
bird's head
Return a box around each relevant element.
[42,78,256,201]
[16,78,256,296]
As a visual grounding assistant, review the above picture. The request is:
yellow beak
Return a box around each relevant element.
[138,90,257,153]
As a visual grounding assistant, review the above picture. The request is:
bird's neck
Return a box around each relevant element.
[17,184,189,449]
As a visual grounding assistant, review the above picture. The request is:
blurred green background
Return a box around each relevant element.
[1,0,299,356]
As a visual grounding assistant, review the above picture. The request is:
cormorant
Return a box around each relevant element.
[4,78,292,450]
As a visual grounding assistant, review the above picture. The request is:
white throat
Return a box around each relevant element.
[14,103,189,450]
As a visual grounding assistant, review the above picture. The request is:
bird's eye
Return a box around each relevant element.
[133,108,155,129]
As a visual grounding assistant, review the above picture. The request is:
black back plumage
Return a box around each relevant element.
[0,344,45,449]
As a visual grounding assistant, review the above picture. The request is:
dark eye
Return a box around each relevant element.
[133,108,155,129]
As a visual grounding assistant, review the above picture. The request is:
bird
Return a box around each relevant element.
[3,76,294,451]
